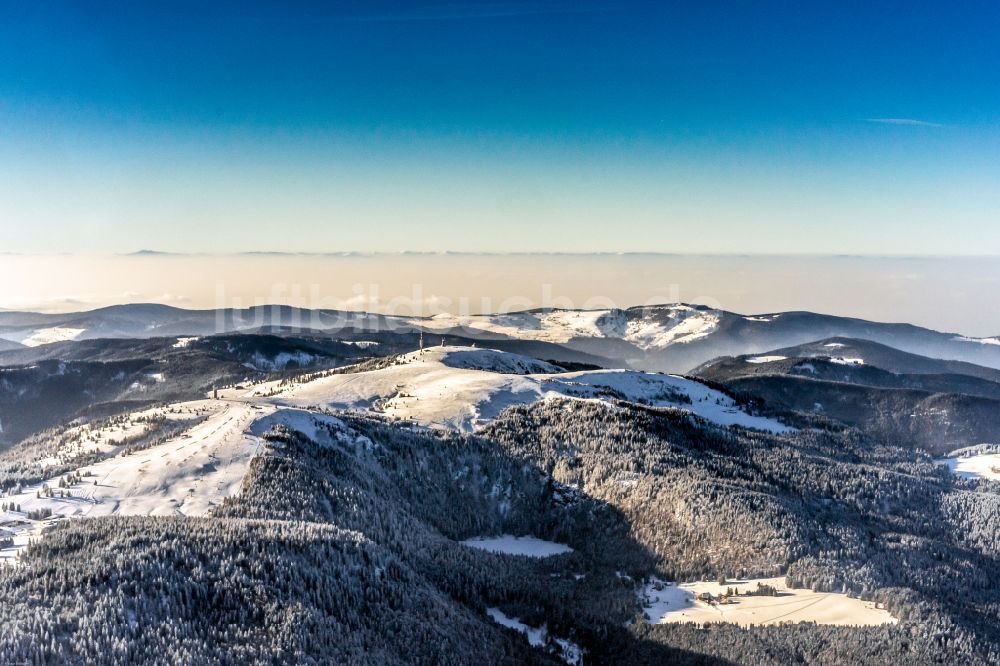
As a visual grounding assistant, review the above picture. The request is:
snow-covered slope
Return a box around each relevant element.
[266,346,792,433]
[955,335,1000,347]
[421,306,716,350]
[1,345,791,564]
[0,401,352,563]
[623,306,720,348]
[0,326,86,348]
[436,348,563,374]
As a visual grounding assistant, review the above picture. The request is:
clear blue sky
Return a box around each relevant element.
[1,0,998,254]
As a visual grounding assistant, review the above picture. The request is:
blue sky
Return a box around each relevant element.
[1,0,998,254]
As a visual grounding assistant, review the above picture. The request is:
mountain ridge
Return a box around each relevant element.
[3,302,1000,373]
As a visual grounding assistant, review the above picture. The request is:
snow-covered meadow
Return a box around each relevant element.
[937,451,1000,481]
[0,400,263,562]
[639,577,897,627]
[0,326,86,348]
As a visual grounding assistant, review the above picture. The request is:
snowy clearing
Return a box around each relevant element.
[937,454,1000,481]
[625,307,719,348]
[461,535,573,558]
[640,577,896,627]
[829,357,864,366]
[746,355,787,364]
[422,309,624,344]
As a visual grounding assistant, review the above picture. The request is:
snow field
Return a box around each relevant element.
[937,453,1000,481]
[0,326,87,348]
[640,577,897,627]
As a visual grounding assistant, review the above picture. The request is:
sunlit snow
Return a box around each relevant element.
[747,355,786,364]
[639,577,896,627]
[937,453,1000,481]
[2,327,87,347]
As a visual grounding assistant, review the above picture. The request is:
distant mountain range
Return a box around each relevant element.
[1,303,998,373]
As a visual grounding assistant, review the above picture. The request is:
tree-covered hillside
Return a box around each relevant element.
[3,397,999,664]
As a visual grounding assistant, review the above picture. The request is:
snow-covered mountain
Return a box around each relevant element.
[694,337,1000,387]
[420,305,1000,373]
[1,345,788,564]
[250,346,792,433]
[4,303,999,373]
[3,338,999,664]
[420,306,716,348]
[0,399,365,564]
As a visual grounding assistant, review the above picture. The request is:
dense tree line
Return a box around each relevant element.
[483,398,1000,663]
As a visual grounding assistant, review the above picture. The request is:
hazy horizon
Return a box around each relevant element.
[2,253,998,337]
[2,2,998,334]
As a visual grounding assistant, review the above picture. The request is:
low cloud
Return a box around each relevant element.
[0,296,91,313]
